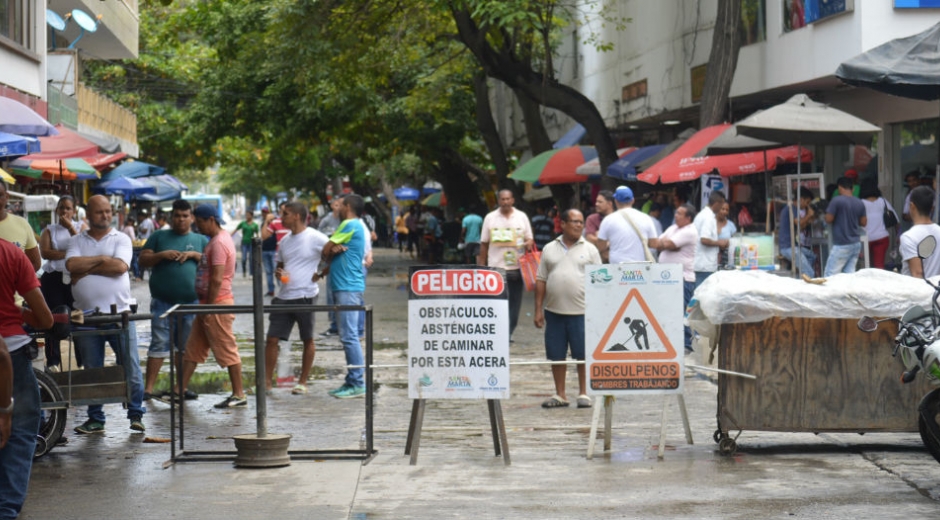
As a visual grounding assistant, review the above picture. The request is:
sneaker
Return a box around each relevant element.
[328,383,350,396]
[129,417,146,432]
[74,419,105,434]
[291,384,307,395]
[333,385,366,399]
[184,389,199,400]
[214,394,248,408]
[319,329,338,338]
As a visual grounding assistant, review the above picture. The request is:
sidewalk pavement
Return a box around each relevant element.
[19,248,940,519]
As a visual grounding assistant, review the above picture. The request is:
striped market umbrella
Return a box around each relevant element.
[1,167,15,184]
[421,191,447,207]
[10,157,99,181]
[508,146,597,185]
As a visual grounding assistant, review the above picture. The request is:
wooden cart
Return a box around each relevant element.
[715,317,936,454]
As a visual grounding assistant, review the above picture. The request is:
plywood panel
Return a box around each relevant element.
[718,317,934,433]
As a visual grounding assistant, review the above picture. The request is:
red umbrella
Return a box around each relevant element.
[636,124,812,185]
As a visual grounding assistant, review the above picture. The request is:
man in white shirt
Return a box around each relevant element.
[66,195,146,434]
[655,204,699,353]
[265,202,330,394]
[596,186,658,264]
[479,189,534,339]
[693,191,728,287]
[901,186,940,278]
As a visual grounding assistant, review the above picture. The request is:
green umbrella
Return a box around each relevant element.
[508,146,598,185]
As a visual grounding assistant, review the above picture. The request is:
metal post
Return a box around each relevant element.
[365,306,374,455]
[252,237,267,438]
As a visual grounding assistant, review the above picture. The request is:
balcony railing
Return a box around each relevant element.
[77,82,137,145]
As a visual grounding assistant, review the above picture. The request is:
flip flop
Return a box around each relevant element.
[541,395,570,408]
[577,395,592,408]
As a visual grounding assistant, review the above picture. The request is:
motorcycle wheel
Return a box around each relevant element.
[918,389,940,465]
[34,368,67,458]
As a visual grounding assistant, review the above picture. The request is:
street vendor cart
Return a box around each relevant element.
[691,269,936,455]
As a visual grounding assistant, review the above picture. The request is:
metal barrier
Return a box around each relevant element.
[165,237,376,465]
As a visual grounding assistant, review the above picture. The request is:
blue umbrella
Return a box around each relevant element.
[394,186,420,201]
[94,176,157,200]
[0,132,40,158]
[135,175,188,201]
[99,160,166,182]
[606,145,667,181]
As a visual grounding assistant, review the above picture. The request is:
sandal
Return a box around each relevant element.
[577,395,592,408]
[541,395,570,408]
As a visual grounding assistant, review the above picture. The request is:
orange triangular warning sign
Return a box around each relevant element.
[592,288,677,361]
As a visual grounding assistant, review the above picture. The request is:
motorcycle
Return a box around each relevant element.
[858,235,940,464]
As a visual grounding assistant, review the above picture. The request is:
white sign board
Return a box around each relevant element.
[408,267,510,399]
[585,263,684,395]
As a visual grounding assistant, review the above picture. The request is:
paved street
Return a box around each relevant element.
[18,248,940,519]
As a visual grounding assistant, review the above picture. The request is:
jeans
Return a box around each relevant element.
[262,250,276,293]
[335,291,365,388]
[825,242,862,277]
[131,250,141,279]
[693,271,713,288]
[781,246,816,276]
[241,243,254,276]
[683,280,695,350]
[73,322,145,422]
[148,298,197,358]
[0,347,40,520]
[358,266,368,337]
[325,281,337,333]
[506,270,524,337]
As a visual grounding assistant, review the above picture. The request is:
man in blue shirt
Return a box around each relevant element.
[320,194,366,399]
[825,177,867,276]
[461,208,483,264]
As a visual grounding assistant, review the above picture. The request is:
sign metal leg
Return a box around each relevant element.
[490,399,510,466]
[677,393,693,445]
[408,399,426,466]
[603,395,614,452]
[487,399,501,456]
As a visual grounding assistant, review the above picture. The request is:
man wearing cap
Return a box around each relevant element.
[596,186,659,264]
[844,169,861,198]
[824,176,867,276]
[179,204,247,408]
[138,199,207,402]
[478,189,534,339]
[67,195,146,434]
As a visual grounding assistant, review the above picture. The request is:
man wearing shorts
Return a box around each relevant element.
[139,199,207,402]
[180,204,246,409]
[264,202,329,394]
[533,209,600,409]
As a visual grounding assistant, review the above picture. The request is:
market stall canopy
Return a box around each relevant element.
[734,94,881,145]
[0,97,59,137]
[0,132,40,157]
[19,125,99,159]
[1,167,15,184]
[10,157,97,181]
[836,21,940,101]
[99,160,166,182]
[553,123,586,149]
[421,191,447,207]
[134,174,188,201]
[94,176,157,199]
[575,147,637,176]
[86,152,128,170]
[394,186,421,201]
[421,181,443,195]
[637,124,813,185]
[606,144,667,181]
[508,146,597,185]
[695,121,787,155]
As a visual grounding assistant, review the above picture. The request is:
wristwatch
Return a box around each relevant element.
[0,398,13,414]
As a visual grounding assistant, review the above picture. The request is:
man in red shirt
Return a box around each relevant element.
[0,240,52,518]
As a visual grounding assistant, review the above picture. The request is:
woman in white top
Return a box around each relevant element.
[39,195,85,367]
[860,182,898,270]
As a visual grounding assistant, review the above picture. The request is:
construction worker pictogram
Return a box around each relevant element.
[592,288,677,361]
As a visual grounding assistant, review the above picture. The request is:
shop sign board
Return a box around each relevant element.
[408,266,509,399]
[586,263,683,395]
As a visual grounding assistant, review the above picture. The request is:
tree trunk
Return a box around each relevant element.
[451,7,619,189]
[699,0,743,128]
[435,150,482,218]
[473,72,511,190]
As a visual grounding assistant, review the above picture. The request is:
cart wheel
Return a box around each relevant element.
[713,429,724,444]
[34,368,66,459]
[718,437,737,456]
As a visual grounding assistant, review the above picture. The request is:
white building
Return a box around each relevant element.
[491,0,940,206]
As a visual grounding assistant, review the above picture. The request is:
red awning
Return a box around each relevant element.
[20,124,99,160]
[637,124,812,184]
[87,152,128,170]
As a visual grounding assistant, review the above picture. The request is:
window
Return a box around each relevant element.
[0,0,34,51]
[741,0,766,45]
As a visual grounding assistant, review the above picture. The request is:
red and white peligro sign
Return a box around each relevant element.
[411,269,504,296]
